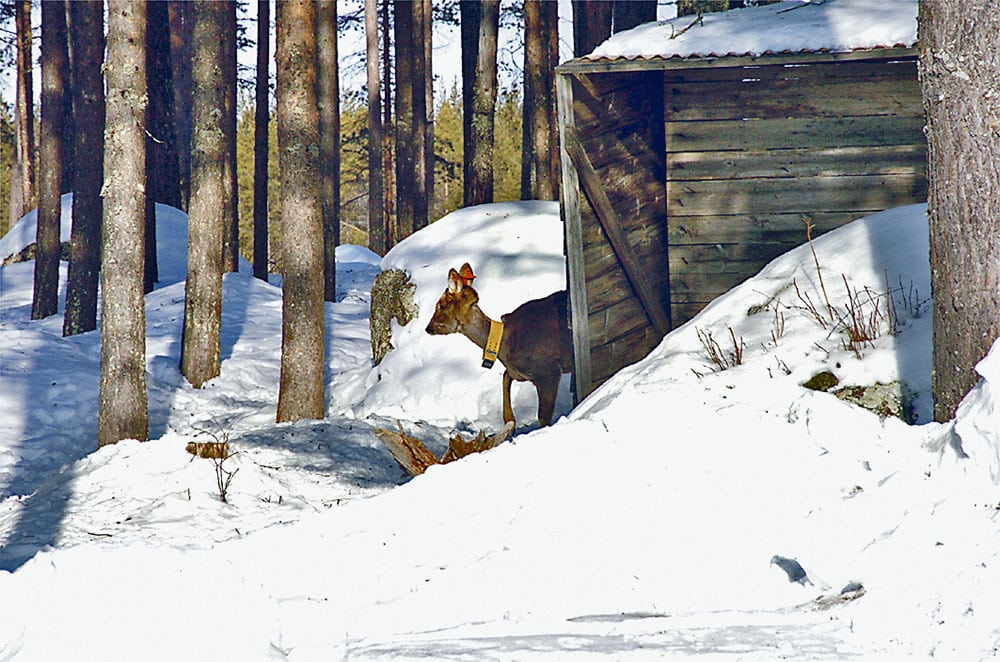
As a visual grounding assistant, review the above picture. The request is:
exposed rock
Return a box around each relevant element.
[369,268,418,365]
[833,381,915,423]
[803,370,840,392]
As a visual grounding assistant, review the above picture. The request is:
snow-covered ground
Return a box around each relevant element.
[1,192,998,660]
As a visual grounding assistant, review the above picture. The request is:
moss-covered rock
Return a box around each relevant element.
[802,370,840,392]
[833,381,915,423]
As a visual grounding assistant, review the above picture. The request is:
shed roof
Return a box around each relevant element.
[584,0,917,63]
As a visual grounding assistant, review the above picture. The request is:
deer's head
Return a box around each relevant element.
[426,263,480,335]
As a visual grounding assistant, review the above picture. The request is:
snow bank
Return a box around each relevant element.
[2,197,999,659]
[344,201,572,431]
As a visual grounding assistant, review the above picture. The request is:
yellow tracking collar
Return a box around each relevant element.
[482,319,503,368]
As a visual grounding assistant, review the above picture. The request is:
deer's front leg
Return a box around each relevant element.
[502,370,515,425]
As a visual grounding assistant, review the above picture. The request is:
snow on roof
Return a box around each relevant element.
[585,0,918,62]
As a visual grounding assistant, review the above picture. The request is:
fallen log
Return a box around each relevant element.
[375,422,515,476]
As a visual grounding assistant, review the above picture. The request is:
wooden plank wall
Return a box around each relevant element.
[664,56,927,325]
[570,70,670,390]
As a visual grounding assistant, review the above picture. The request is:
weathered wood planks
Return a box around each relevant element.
[557,49,927,401]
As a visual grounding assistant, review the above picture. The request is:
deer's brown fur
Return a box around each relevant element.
[425,264,574,427]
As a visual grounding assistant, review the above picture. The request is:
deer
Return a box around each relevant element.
[425,263,574,428]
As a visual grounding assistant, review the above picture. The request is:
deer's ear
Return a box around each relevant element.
[447,268,462,292]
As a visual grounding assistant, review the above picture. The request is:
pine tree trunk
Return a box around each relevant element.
[59,1,74,196]
[381,0,395,247]
[11,0,35,225]
[572,0,611,58]
[317,0,340,301]
[180,0,227,388]
[460,0,479,206]
[467,0,499,206]
[63,0,106,337]
[521,0,558,201]
[276,0,326,423]
[253,0,270,282]
[222,1,240,274]
[100,0,149,447]
[613,0,656,33]
[918,0,1000,421]
[146,0,181,209]
[168,1,193,211]
[33,0,67,321]
[419,0,434,231]
[365,0,387,255]
[394,0,415,244]
[144,0,179,293]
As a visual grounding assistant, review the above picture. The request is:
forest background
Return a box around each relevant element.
[0,0,687,267]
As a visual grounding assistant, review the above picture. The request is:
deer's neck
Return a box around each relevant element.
[461,305,496,350]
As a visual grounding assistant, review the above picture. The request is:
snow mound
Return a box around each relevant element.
[347,201,571,431]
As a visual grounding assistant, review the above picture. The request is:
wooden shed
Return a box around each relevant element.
[556,4,927,400]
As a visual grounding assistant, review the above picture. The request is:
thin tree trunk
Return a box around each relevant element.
[381,0,395,247]
[317,0,340,301]
[421,0,434,229]
[60,1,74,196]
[222,0,240,273]
[180,0,227,388]
[63,0,106,337]
[521,0,558,201]
[145,0,180,293]
[100,0,149,447]
[146,0,181,209]
[460,0,479,206]
[168,1,193,211]
[253,0,270,282]
[572,0,612,58]
[12,0,35,224]
[33,0,67,321]
[918,0,1000,421]
[467,0,500,206]
[412,0,429,232]
[394,0,415,244]
[613,0,656,33]
[276,0,325,423]
[366,0,387,255]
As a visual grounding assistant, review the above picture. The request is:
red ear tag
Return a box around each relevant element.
[458,264,476,287]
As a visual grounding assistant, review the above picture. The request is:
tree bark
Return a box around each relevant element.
[394,0,415,243]
[63,0,106,337]
[365,0,387,255]
[460,0,479,205]
[253,0,270,282]
[521,0,559,201]
[60,1,74,196]
[381,0,395,247]
[222,1,240,274]
[33,0,68,321]
[276,0,326,423]
[168,1,194,210]
[144,0,180,293]
[100,0,149,447]
[146,0,181,209]
[317,0,340,302]
[466,0,500,206]
[572,0,611,58]
[613,0,656,33]
[918,0,1000,421]
[11,0,35,225]
[180,0,227,388]
[419,0,434,231]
